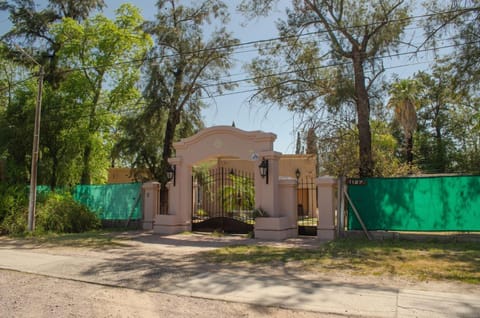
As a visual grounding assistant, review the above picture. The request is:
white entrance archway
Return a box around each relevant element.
[153,126,298,239]
[143,125,337,241]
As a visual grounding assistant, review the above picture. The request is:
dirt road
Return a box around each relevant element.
[0,233,343,317]
[0,270,343,318]
[1,232,479,318]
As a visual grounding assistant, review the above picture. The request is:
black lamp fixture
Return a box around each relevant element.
[295,168,301,180]
[258,158,269,184]
[166,164,176,186]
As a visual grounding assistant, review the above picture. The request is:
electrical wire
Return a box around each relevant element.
[4,5,476,76]
[2,37,475,122]
[1,5,477,121]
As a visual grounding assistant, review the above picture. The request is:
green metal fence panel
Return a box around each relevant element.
[73,183,142,220]
[347,176,480,231]
[36,185,69,195]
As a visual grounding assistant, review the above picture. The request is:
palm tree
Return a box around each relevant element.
[388,79,422,165]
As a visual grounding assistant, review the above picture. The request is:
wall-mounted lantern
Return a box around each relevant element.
[258,158,269,184]
[166,164,176,186]
[295,168,301,180]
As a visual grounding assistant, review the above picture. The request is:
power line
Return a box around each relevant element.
[0,36,458,95]
[197,40,477,89]
[3,37,474,110]
[10,5,476,77]
[0,74,36,93]
[2,3,475,84]
[3,39,475,120]
[21,46,462,123]
[1,5,477,117]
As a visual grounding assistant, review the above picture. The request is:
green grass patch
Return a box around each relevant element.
[8,231,130,248]
[204,238,480,284]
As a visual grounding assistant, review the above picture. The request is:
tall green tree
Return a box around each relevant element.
[413,61,480,174]
[0,0,109,187]
[318,119,414,177]
[240,0,410,177]
[421,1,480,173]
[52,3,152,184]
[1,0,105,86]
[414,66,454,173]
[387,79,422,165]
[423,0,479,86]
[0,75,37,183]
[0,3,151,187]
[121,0,238,188]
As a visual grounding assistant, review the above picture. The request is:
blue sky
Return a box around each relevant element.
[1,1,449,154]
[108,1,299,153]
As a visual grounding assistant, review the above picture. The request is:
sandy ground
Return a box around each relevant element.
[0,270,345,318]
[0,231,478,317]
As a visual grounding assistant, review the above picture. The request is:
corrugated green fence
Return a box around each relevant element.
[347,176,480,231]
[38,183,142,220]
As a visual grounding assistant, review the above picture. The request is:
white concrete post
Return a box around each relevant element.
[316,176,337,241]
[166,157,182,216]
[175,159,193,229]
[255,151,282,216]
[254,176,298,240]
[142,182,160,230]
[153,157,191,234]
[278,177,298,237]
[254,152,299,240]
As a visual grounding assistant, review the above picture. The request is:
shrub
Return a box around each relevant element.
[0,184,28,235]
[36,192,101,233]
[0,185,100,235]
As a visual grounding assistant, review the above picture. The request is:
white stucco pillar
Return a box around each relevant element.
[254,152,299,240]
[166,157,182,216]
[255,151,282,216]
[316,176,337,241]
[153,157,191,234]
[255,175,298,240]
[278,177,298,237]
[142,181,160,230]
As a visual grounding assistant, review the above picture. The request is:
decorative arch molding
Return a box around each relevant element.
[152,125,299,240]
[173,126,276,165]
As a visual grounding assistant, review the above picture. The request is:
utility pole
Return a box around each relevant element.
[27,65,44,232]
[16,46,44,232]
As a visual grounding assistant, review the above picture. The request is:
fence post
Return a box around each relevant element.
[316,176,337,241]
[142,181,160,230]
[337,176,346,237]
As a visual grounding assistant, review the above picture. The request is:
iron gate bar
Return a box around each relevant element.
[192,167,255,233]
[297,176,318,236]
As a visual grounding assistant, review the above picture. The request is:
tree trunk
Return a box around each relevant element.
[352,52,374,177]
[50,153,58,191]
[433,105,446,172]
[81,86,101,185]
[158,110,182,213]
[80,144,91,184]
[406,135,414,166]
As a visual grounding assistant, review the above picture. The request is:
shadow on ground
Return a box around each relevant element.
[76,232,402,311]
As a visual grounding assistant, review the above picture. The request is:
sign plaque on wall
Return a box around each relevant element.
[347,178,367,185]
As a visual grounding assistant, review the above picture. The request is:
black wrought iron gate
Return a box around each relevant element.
[297,176,318,236]
[192,167,255,233]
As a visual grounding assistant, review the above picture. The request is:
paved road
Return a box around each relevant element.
[0,234,479,318]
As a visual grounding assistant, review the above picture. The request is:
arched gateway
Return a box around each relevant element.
[143,126,337,241]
